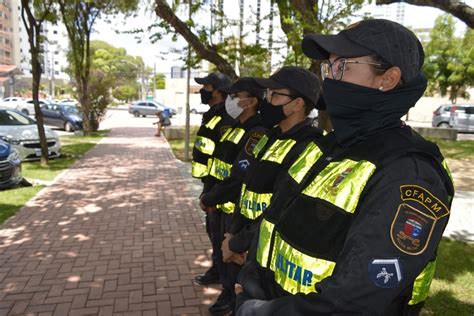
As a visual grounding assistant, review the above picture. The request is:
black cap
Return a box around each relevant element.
[194,72,232,90]
[302,19,424,82]
[220,77,264,100]
[252,66,321,106]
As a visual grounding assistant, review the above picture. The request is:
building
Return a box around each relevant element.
[10,1,70,97]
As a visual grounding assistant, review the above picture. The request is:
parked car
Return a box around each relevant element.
[0,140,22,189]
[58,99,79,107]
[128,101,175,118]
[190,103,209,114]
[0,97,34,116]
[0,108,61,161]
[432,104,470,128]
[41,103,83,132]
[449,104,474,132]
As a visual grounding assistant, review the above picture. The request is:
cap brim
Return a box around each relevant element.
[253,78,287,90]
[302,34,373,60]
[194,77,209,84]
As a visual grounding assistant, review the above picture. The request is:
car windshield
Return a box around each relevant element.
[64,105,80,114]
[0,110,35,126]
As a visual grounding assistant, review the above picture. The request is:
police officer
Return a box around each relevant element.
[200,78,266,314]
[221,67,325,267]
[236,19,454,315]
[192,72,235,286]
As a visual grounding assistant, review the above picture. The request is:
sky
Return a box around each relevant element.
[91,1,472,75]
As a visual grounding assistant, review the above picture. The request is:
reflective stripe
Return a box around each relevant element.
[270,231,336,294]
[191,161,208,178]
[261,139,297,164]
[205,115,222,129]
[194,136,215,155]
[303,160,376,214]
[256,219,275,268]
[409,260,436,305]
[240,184,272,219]
[441,159,454,202]
[218,201,235,214]
[220,127,245,144]
[288,142,323,183]
[209,158,232,180]
[253,135,269,157]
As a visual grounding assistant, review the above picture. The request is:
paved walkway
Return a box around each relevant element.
[0,127,220,315]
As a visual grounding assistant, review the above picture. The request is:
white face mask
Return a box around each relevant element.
[225,95,244,119]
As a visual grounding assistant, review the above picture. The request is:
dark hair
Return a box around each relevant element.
[368,54,405,87]
[288,88,315,115]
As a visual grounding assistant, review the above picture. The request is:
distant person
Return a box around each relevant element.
[153,111,163,137]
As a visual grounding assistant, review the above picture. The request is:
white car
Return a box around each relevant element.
[0,108,61,161]
[0,97,35,116]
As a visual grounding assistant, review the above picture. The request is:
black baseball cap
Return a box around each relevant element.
[220,77,264,100]
[194,72,232,90]
[252,66,321,106]
[302,19,424,82]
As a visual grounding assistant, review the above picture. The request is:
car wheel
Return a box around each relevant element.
[142,115,146,117]
[133,111,140,117]
[190,109,197,114]
[21,109,29,116]
[438,122,450,128]
[64,122,75,132]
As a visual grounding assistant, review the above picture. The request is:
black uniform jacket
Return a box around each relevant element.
[236,126,454,316]
[201,114,267,207]
[229,120,324,253]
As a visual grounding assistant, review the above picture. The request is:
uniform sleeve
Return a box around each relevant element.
[229,217,261,253]
[236,156,452,315]
[202,128,264,207]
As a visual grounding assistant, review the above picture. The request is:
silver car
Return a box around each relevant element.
[128,100,175,117]
[0,108,61,161]
[432,104,471,128]
[449,104,474,132]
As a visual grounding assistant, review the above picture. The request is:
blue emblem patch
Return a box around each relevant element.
[238,159,250,170]
[368,258,403,288]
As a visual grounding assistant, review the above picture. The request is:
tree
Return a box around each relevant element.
[150,73,166,90]
[376,0,474,28]
[423,14,473,103]
[20,0,56,166]
[57,0,139,135]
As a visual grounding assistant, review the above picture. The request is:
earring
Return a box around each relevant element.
[378,86,384,91]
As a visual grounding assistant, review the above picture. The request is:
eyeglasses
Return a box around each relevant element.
[320,57,384,81]
[264,90,298,103]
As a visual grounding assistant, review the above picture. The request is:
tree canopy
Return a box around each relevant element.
[423,14,474,103]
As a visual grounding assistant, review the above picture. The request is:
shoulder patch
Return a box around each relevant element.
[245,132,265,156]
[400,185,450,219]
[368,258,403,288]
[390,203,436,255]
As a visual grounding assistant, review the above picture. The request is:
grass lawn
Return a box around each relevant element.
[428,138,474,160]
[167,126,199,161]
[0,130,108,224]
[422,238,474,315]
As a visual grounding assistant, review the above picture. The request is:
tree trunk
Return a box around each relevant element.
[20,0,50,166]
[154,0,238,79]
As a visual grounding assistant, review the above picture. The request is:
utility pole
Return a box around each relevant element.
[153,62,156,100]
[184,0,192,161]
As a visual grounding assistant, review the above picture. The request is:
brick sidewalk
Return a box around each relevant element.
[0,127,220,315]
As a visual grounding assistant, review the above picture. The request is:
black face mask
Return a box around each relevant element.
[259,99,287,129]
[323,74,427,146]
[200,88,213,104]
